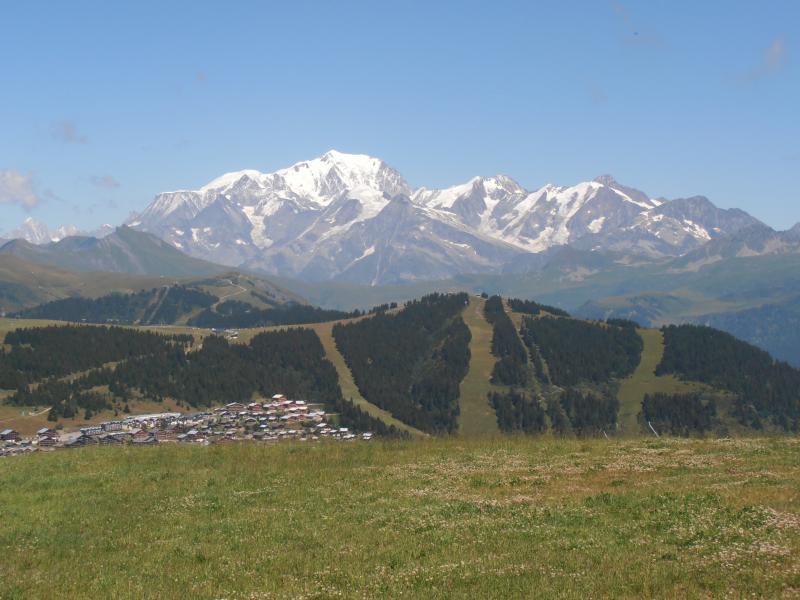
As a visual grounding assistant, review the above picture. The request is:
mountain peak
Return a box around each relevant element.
[593,174,619,186]
[8,218,81,245]
[321,149,372,162]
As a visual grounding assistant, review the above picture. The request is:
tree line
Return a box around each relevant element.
[641,392,716,436]
[187,300,358,329]
[0,325,191,389]
[657,324,800,431]
[14,286,218,325]
[520,317,642,386]
[483,295,528,386]
[507,298,570,317]
[489,388,618,435]
[333,293,471,433]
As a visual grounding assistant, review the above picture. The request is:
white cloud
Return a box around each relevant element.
[0,169,40,209]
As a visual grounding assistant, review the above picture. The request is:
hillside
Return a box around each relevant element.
[1,438,798,598]
[0,254,179,313]
[0,322,395,436]
[13,272,305,326]
[0,226,224,277]
[3,292,800,437]
[333,293,471,434]
[267,245,800,368]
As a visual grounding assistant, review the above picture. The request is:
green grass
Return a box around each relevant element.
[616,329,706,434]
[0,437,798,599]
[458,297,500,435]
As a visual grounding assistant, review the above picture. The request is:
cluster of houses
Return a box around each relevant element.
[0,394,373,457]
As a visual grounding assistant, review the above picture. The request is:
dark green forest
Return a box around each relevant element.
[558,388,618,435]
[14,286,218,325]
[489,388,617,435]
[187,300,356,329]
[507,298,570,318]
[520,317,642,386]
[0,325,192,389]
[641,392,717,436]
[489,390,546,434]
[483,296,528,386]
[333,293,471,434]
[3,325,395,434]
[657,324,800,431]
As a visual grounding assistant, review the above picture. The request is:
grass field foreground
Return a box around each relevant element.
[1,437,798,599]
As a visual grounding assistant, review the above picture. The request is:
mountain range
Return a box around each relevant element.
[3,217,114,246]
[112,151,765,285]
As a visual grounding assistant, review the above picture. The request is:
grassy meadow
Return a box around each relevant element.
[1,437,799,599]
[616,328,707,435]
[458,297,501,435]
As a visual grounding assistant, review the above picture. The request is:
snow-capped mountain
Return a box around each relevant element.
[5,218,80,245]
[2,219,115,246]
[130,150,411,267]
[127,151,765,284]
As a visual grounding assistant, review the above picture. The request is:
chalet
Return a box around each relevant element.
[247,402,263,412]
[37,427,58,439]
[102,421,123,432]
[0,429,20,442]
[154,429,177,442]
[225,402,245,412]
[132,434,157,445]
[271,394,286,402]
[131,429,151,441]
[99,434,124,445]
[66,435,98,448]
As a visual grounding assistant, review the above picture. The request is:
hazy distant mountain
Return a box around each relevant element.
[126,151,764,285]
[5,217,114,245]
[0,226,224,277]
[667,224,800,272]
[0,252,299,315]
[7,218,79,245]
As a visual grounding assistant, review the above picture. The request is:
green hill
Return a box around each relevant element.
[3,292,800,437]
[0,254,176,313]
[12,272,305,326]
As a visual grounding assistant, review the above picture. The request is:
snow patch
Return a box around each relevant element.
[588,217,606,233]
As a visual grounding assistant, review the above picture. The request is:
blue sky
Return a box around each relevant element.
[1,0,797,233]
